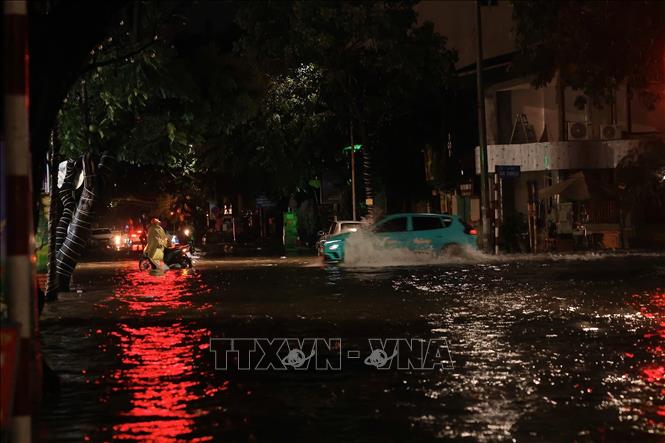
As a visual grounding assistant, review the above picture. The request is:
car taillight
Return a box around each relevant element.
[461,220,477,235]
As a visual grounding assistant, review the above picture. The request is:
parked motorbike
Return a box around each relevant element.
[139,244,193,271]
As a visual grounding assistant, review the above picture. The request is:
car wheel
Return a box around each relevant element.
[439,243,463,257]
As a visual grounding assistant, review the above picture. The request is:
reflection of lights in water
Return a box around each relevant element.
[421,283,533,441]
[108,268,218,442]
[112,324,214,442]
[409,271,665,440]
[640,291,664,424]
[603,290,665,433]
[114,267,213,316]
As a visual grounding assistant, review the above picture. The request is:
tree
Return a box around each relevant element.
[29,0,131,223]
[235,0,457,212]
[616,140,665,235]
[512,0,665,108]
[45,3,265,297]
[43,2,184,297]
[228,63,336,197]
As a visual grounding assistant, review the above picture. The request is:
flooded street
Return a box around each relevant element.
[36,254,664,442]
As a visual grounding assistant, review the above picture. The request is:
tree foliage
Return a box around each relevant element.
[512,0,665,107]
[227,62,336,197]
[57,7,265,195]
[235,0,458,202]
[238,0,456,129]
[617,140,665,225]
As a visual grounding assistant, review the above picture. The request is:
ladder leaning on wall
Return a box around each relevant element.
[509,113,537,144]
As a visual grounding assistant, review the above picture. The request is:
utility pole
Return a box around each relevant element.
[350,120,357,221]
[475,0,491,251]
[3,1,42,440]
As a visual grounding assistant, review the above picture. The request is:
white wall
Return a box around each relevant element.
[619,84,665,133]
[486,78,665,143]
[417,0,665,136]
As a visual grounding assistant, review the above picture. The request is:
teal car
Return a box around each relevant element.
[322,213,477,263]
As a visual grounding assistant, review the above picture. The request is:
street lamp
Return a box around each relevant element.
[343,144,362,220]
[476,0,491,252]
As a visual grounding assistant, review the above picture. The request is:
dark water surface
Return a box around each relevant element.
[36,254,664,442]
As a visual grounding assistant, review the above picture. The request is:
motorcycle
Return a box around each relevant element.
[139,244,194,271]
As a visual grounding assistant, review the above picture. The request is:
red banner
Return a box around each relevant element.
[0,326,19,429]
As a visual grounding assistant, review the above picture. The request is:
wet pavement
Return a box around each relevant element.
[36,253,664,442]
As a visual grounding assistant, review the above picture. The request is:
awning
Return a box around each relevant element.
[539,172,615,201]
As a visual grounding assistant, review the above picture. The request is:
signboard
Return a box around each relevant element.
[283,212,298,250]
[459,182,473,197]
[495,165,521,178]
[255,195,275,209]
[558,202,574,234]
[0,326,19,428]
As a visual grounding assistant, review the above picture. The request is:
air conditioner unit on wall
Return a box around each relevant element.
[567,122,592,140]
[600,124,621,140]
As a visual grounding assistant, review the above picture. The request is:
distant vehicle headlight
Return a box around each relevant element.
[184,228,191,237]
[328,243,340,250]
[114,235,121,246]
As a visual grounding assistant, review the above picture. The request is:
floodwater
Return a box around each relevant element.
[36,253,664,442]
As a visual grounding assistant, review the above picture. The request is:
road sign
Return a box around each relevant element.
[495,165,521,178]
[459,181,473,197]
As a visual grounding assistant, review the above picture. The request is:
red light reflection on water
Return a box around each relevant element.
[109,268,218,442]
[634,290,665,429]
[114,267,213,316]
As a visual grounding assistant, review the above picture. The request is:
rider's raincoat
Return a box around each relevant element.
[144,223,168,263]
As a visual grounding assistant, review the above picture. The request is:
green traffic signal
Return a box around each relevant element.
[342,144,362,152]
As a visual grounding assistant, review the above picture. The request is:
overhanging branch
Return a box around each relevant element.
[80,38,156,74]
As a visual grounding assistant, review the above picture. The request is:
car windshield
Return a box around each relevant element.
[339,223,361,233]
[328,223,337,235]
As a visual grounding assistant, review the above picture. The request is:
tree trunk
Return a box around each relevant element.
[358,119,374,218]
[45,131,61,300]
[55,160,78,256]
[626,83,632,134]
[557,74,567,141]
[55,153,113,292]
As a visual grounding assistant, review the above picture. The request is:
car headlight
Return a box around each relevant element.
[114,235,121,246]
[328,243,340,250]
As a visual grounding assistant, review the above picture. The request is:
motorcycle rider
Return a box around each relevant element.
[144,217,169,269]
